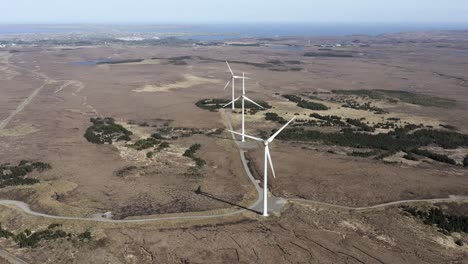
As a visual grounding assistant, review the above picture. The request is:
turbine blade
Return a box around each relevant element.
[242,72,245,95]
[268,116,296,143]
[244,96,264,109]
[266,147,276,178]
[228,130,264,142]
[222,96,241,108]
[226,61,234,76]
[223,80,231,90]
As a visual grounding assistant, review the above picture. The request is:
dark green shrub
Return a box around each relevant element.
[411,149,456,165]
[128,138,160,150]
[0,160,49,188]
[283,94,329,110]
[158,142,170,150]
[401,206,468,234]
[78,231,92,241]
[183,144,201,158]
[265,113,287,124]
[84,117,132,144]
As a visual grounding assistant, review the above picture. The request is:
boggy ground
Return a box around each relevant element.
[0,31,468,263]
[0,202,467,263]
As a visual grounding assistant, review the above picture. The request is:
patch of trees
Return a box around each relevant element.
[276,126,468,162]
[346,118,375,132]
[304,52,353,58]
[152,127,211,140]
[341,100,387,114]
[332,89,456,108]
[402,206,468,236]
[373,121,397,130]
[464,155,468,167]
[0,223,91,248]
[158,141,170,150]
[128,137,160,150]
[282,94,329,110]
[0,160,50,188]
[84,117,132,144]
[348,150,380,157]
[196,98,271,112]
[183,144,206,169]
[265,112,287,124]
[309,113,347,127]
[410,149,456,165]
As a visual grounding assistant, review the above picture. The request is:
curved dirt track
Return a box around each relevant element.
[1,106,467,223]
[0,110,264,223]
[0,60,466,223]
[291,195,468,211]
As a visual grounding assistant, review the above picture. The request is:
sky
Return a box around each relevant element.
[1,0,468,24]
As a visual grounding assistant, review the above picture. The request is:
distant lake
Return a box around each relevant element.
[1,23,468,41]
[71,58,112,66]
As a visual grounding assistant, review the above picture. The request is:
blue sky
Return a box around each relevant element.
[1,0,468,24]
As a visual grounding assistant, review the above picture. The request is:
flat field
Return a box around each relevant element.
[0,31,467,263]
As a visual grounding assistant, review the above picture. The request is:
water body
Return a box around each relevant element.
[1,23,468,40]
[71,58,112,66]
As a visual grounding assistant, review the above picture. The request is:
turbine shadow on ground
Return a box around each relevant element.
[195,189,260,214]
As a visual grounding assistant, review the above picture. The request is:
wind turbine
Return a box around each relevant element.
[229,116,296,216]
[223,61,247,110]
[223,72,264,142]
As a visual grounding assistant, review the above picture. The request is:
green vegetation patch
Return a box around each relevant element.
[276,125,468,161]
[265,112,287,124]
[401,206,468,235]
[183,144,206,172]
[309,113,348,127]
[348,150,381,157]
[195,98,271,112]
[341,100,387,114]
[0,223,91,248]
[346,118,375,132]
[332,89,456,108]
[410,149,456,165]
[464,155,468,167]
[0,160,50,188]
[128,137,160,150]
[282,94,329,110]
[84,117,132,144]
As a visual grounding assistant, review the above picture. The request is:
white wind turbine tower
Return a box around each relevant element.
[223,72,264,142]
[223,61,247,110]
[229,116,296,216]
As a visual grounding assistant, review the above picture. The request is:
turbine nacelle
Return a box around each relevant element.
[228,116,296,179]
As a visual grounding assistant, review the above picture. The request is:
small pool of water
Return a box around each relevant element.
[71,58,113,66]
